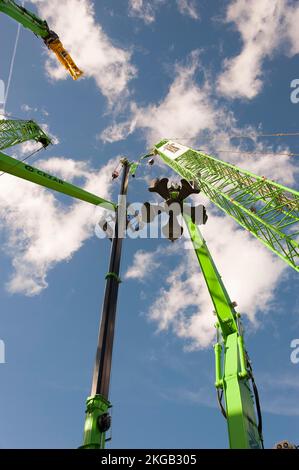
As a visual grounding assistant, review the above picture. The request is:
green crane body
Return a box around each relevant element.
[81,162,130,450]
[153,140,299,272]
[0,119,115,210]
[184,214,262,449]
[0,121,294,448]
[0,0,83,80]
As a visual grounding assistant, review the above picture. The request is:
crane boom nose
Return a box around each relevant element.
[44,33,83,81]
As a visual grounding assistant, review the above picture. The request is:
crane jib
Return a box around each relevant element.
[154,139,299,272]
[24,165,64,186]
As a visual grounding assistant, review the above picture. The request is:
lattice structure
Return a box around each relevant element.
[154,140,299,271]
[0,119,51,150]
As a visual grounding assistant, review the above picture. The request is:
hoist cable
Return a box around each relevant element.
[3,1,26,114]
[197,148,299,157]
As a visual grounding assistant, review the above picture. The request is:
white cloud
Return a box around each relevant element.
[128,0,200,24]
[109,50,298,349]
[128,0,162,24]
[201,125,299,187]
[128,156,295,348]
[100,49,298,185]
[285,5,299,55]
[21,103,49,117]
[21,104,38,113]
[30,0,137,105]
[162,370,299,417]
[125,249,161,280]
[101,50,216,146]
[258,373,299,416]
[218,0,299,99]
[261,373,299,391]
[142,212,286,349]
[176,0,200,20]
[0,157,115,296]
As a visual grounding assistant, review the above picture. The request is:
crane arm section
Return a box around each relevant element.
[0,118,115,214]
[184,214,237,339]
[154,140,299,272]
[0,151,115,210]
[0,0,83,80]
[0,0,49,37]
[184,214,263,449]
[0,119,51,150]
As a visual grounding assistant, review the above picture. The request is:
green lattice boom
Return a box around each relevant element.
[0,119,51,151]
[154,140,299,272]
[0,119,115,210]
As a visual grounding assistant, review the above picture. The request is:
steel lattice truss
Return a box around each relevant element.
[0,119,51,151]
[154,140,299,272]
[0,119,114,210]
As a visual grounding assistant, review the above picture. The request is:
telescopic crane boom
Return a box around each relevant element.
[146,177,263,448]
[0,0,83,80]
[185,214,263,449]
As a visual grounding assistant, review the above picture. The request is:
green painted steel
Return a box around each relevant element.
[224,333,261,449]
[0,0,83,80]
[0,118,116,448]
[214,343,223,389]
[184,215,262,449]
[0,151,116,210]
[155,140,299,272]
[0,119,51,151]
[0,118,114,209]
[81,395,111,449]
[0,0,50,38]
[184,213,237,339]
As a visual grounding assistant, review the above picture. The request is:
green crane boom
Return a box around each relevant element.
[0,0,83,80]
[0,0,49,38]
[184,214,263,449]
[145,175,263,448]
[0,119,115,210]
[0,118,128,450]
[153,140,299,272]
[0,121,292,448]
[0,119,51,150]
[0,151,115,210]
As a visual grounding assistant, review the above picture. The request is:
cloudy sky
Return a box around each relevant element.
[0,0,299,448]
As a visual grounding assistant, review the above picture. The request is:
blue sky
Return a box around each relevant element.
[0,0,299,449]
